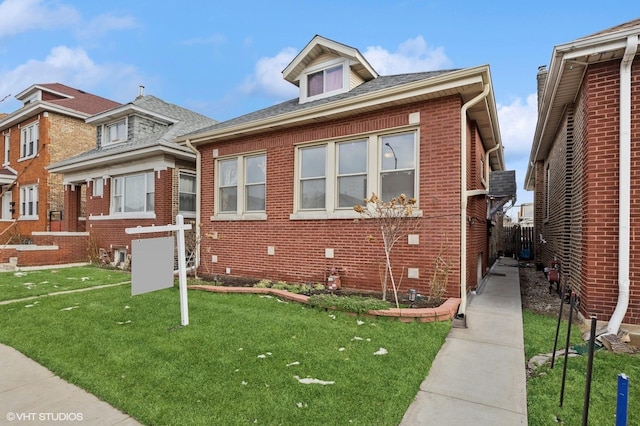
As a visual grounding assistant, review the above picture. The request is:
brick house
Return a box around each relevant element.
[179,36,512,316]
[525,19,640,331]
[0,83,120,241]
[48,91,217,267]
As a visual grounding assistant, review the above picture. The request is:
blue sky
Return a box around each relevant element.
[0,0,638,216]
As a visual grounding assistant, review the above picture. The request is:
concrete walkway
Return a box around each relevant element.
[0,344,141,425]
[400,257,528,425]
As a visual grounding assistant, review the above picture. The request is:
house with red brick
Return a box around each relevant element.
[525,19,640,332]
[0,83,119,263]
[179,35,512,317]
[48,91,217,267]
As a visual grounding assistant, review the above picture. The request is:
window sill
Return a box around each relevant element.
[290,210,361,220]
[17,155,37,162]
[18,216,39,221]
[89,212,156,221]
[210,213,267,221]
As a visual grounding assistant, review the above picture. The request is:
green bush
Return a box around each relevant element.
[308,294,391,314]
[254,279,272,288]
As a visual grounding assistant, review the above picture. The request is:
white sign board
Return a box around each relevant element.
[131,236,174,296]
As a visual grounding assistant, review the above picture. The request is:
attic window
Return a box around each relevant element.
[300,59,348,103]
[308,64,343,97]
[103,119,127,145]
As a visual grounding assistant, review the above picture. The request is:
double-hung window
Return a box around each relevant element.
[380,133,415,200]
[1,189,12,220]
[93,178,104,197]
[179,172,196,216]
[112,172,154,214]
[3,133,9,165]
[104,119,127,145]
[300,59,347,103]
[20,184,38,218]
[294,131,417,219]
[215,153,266,218]
[20,122,38,160]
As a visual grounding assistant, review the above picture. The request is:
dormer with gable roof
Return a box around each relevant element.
[283,35,378,104]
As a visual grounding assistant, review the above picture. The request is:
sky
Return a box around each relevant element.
[0,0,638,218]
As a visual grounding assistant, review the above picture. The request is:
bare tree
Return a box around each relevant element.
[354,193,421,308]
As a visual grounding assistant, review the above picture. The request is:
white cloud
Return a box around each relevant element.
[0,0,80,37]
[239,36,452,101]
[76,13,138,39]
[497,94,538,209]
[363,36,452,75]
[240,47,299,99]
[498,94,537,158]
[0,45,145,109]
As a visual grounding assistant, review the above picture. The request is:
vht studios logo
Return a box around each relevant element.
[6,412,84,422]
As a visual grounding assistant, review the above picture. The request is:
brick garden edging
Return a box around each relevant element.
[188,285,461,323]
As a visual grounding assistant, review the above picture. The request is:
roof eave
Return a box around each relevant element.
[183,66,495,146]
[0,101,90,130]
[86,104,178,125]
[48,143,195,175]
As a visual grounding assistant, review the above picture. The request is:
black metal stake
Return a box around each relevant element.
[551,283,568,369]
[559,293,576,407]
[582,316,597,426]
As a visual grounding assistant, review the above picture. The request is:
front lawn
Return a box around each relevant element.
[0,284,450,425]
[0,266,131,302]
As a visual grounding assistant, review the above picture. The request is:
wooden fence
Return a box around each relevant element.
[503,225,534,260]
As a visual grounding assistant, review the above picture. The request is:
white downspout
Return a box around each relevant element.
[607,35,638,335]
[185,139,201,273]
[458,83,492,318]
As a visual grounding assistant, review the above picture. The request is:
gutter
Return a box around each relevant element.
[607,34,638,335]
[458,82,492,319]
[185,139,201,274]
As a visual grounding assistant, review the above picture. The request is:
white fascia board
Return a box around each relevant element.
[0,101,89,130]
[86,104,177,125]
[50,144,194,175]
[187,68,488,145]
[61,154,175,184]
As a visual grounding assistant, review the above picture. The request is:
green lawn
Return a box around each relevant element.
[0,283,450,425]
[523,310,639,425]
[0,266,131,301]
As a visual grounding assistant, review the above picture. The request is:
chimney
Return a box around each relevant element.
[137,85,145,99]
[536,66,547,114]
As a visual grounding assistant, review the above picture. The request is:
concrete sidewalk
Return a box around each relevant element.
[400,257,527,425]
[0,344,140,425]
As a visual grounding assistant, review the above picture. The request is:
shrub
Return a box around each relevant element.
[254,279,273,288]
[308,294,391,314]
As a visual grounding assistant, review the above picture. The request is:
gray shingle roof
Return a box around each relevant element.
[49,95,217,169]
[184,70,457,137]
[489,170,517,198]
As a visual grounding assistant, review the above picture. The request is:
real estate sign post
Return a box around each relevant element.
[125,215,192,326]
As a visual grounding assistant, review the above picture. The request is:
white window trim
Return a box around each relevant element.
[178,171,197,218]
[211,152,267,221]
[18,121,38,161]
[102,118,128,146]
[92,177,104,197]
[1,189,12,221]
[299,58,349,104]
[110,171,154,215]
[3,133,9,166]
[291,129,420,220]
[19,184,38,220]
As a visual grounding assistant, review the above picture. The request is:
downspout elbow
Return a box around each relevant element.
[607,34,638,335]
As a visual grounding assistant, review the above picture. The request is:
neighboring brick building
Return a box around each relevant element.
[0,83,120,241]
[525,19,640,330]
[48,91,217,267]
[180,36,512,316]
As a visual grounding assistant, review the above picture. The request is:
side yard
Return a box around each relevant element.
[520,265,639,425]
